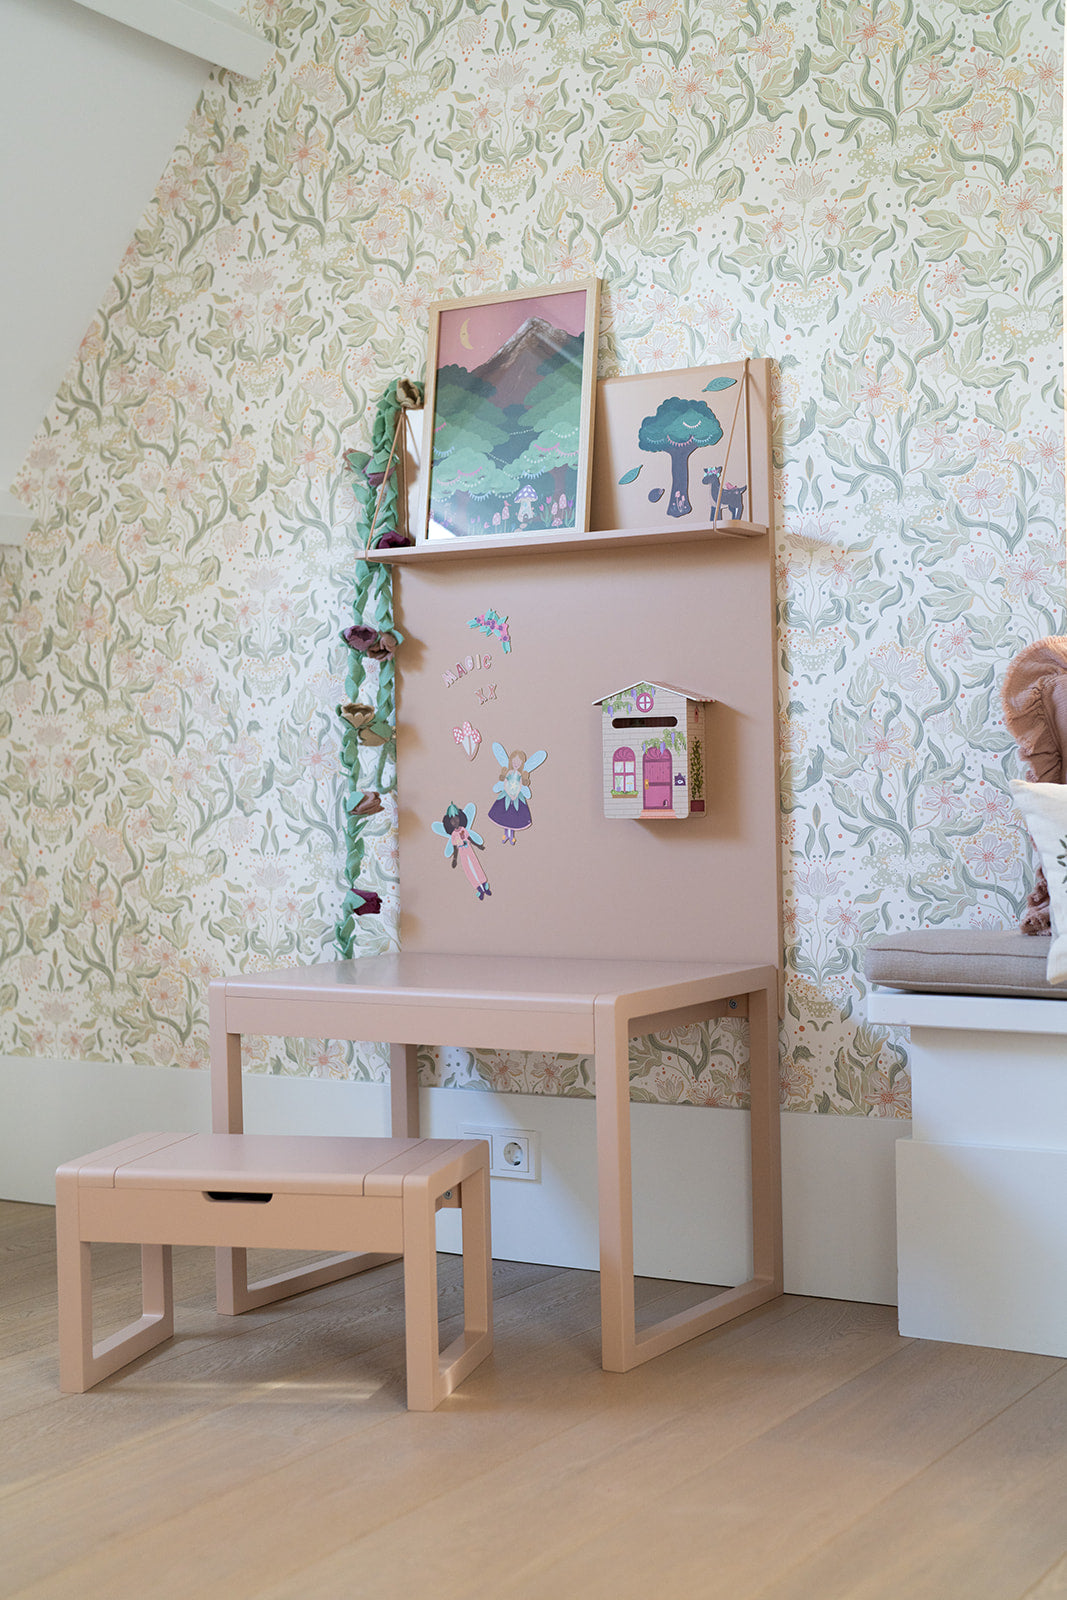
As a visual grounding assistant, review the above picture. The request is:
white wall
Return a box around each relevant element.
[0,0,269,542]
[0,1054,906,1304]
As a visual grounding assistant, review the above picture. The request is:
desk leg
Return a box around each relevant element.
[748,981,784,1295]
[209,981,399,1316]
[389,1044,420,1137]
[210,981,244,1135]
[594,997,637,1372]
[594,986,784,1373]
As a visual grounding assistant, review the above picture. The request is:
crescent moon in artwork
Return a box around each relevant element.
[459,319,473,350]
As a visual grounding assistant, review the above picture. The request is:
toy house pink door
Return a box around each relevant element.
[643,745,673,810]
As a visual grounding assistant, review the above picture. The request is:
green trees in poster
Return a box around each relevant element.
[637,379,735,518]
[429,334,585,535]
[505,352,583,504]
[432,366,510,463]
[429,365,513,534]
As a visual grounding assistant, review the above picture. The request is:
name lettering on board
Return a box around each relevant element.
[442,653,492,688]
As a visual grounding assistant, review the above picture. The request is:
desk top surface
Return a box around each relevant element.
[220,953,777,1010]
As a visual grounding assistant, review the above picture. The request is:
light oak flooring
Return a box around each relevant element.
[2,1198,1067,1600]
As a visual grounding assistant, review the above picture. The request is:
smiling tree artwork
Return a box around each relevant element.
[634,377,737,517]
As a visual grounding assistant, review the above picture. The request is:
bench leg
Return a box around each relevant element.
[402,1159,493,1412]
[56,1176,174,1392]
[457,1163,493,1363]
[402,1181,441,1412]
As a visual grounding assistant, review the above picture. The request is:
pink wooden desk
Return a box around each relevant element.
[210,952,782,1373]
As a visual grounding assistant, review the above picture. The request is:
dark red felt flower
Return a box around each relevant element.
[340,624,399,661]
[349,889,381,916]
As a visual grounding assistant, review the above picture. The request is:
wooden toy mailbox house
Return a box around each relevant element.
[594,682,712,820]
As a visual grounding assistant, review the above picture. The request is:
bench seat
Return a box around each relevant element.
[865,929,1062,1000]
[56,1132,492,1410]
[865,929,1067,1359]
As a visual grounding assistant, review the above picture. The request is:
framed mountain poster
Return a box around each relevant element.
[418,280,600,543]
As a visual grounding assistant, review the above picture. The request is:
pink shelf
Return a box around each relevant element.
[364,520,769,563]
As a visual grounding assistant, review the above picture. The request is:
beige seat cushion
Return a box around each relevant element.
[864,929,1065,999]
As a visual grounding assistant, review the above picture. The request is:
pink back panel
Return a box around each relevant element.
[394,535,780,967]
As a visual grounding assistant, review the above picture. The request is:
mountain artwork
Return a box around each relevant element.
[424,287,592,540]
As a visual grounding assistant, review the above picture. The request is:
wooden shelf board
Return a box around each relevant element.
[364,521,770,563]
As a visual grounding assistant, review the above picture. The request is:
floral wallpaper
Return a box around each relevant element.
[1,0,1062,1117]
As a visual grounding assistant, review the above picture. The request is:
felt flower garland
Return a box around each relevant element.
[335,377,422,958]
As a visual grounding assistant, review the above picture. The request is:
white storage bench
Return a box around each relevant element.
[866,929,1067,1358]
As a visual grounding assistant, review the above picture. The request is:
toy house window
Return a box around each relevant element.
[613,748,637,795]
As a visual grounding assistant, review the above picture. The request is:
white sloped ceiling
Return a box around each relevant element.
[0,0,270,544]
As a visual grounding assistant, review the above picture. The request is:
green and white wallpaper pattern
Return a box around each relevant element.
[1,0,1062,1114]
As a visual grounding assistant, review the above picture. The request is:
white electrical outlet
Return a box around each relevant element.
[460,1125,540,1181]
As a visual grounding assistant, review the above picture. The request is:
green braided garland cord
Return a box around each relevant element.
[335,377,423,958]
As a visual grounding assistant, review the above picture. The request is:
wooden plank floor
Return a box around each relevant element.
[2,1198,1066,1600]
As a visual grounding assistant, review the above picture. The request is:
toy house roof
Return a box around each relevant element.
[592,681,715,707]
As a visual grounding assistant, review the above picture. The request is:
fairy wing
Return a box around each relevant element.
[525,749,548,771]
[491,742,509,767]
[467,827,484,847]
[431,820,455,856]
[462,802,478,826]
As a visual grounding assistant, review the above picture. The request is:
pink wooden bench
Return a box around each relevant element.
[56,1130,492,1411]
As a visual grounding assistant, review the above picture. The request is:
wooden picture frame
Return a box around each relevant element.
[418,279,600,543]
[590,359,773,535]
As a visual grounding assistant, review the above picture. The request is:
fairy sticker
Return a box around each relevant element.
[488,743,548,844]
[432,802,492,901]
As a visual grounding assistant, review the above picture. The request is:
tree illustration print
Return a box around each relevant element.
[637,377,736,518]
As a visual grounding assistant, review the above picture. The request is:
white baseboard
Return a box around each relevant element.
[0,1055,907,1303]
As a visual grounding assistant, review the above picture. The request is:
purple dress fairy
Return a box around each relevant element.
[488,744,548,844]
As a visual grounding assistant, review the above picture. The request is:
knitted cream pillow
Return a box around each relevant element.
[1010,780,1067,984]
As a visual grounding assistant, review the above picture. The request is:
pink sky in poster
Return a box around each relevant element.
[436,288,587,372]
